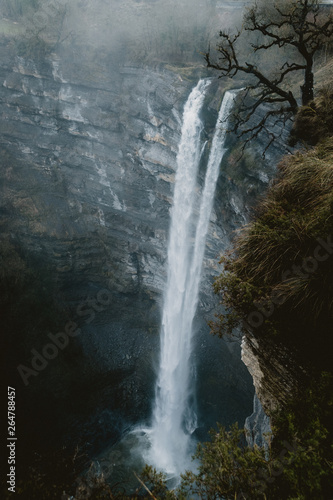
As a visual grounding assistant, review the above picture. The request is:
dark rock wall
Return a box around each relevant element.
[242,335,310,416]
[1,43,254,456]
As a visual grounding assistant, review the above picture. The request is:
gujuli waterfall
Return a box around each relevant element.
[149,81,237,475]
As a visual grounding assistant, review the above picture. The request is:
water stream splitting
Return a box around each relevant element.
[148,81,238,475]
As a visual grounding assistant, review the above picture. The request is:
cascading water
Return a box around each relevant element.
[148,79,209,474]
[148,83,238,476]
[183,90,238,332]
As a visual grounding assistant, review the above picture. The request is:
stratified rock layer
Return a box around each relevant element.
[0,43,254,453]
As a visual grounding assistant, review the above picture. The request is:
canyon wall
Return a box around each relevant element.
[1,42,254,454]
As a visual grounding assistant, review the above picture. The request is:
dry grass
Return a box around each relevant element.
[214,134,333,363]
[290,85,333,145]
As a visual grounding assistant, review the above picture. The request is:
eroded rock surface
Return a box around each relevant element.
[1,45,254,453]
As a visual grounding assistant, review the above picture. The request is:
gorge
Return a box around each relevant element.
[1,41,261,490]
[2,0,332,498]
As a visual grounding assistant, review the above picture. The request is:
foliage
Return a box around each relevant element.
[178,425,269,500]
[139,465,180,499]
[268,372,333,500]
[140,425,269,500]
[206,109,333,499]
[140,381,332,499]
[211,136,333,367]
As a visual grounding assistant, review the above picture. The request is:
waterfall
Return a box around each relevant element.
[149,83,237,475]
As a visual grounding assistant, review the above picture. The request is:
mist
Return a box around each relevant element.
[0,0,256,495]
[1,0,244,67]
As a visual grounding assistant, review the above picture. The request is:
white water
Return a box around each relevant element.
[148,84,237,475]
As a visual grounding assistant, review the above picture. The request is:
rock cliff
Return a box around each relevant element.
[1,41,254,455]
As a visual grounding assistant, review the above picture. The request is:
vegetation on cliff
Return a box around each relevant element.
[212,120,333,371]
[204,91,333,498]
[290,84,333,146]
[139,385,332,499]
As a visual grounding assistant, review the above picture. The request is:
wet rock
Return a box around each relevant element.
[0,50,254,452]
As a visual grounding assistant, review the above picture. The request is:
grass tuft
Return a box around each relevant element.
[213,136,333,369]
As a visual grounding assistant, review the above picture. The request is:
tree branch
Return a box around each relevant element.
[206,0,333,151]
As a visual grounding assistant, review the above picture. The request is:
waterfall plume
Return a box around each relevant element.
[149,83,237,475]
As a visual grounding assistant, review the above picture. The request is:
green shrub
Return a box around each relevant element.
[140,380,332,499]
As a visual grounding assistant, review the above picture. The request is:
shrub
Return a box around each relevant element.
[211,137,333,368]
[140,379,333,499]
[290,85,333,146]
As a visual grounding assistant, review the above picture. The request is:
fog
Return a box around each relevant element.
[64,0,242,62]
[1,0,244,66]
[2,0,313,93]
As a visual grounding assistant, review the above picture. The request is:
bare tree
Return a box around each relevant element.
[206,0,333,151]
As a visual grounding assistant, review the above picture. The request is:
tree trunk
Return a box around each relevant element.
[301,63,314,105]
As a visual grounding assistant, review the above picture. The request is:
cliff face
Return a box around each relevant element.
[1,42,255,453]
[218,101,333,425]
[214,100,298,433]
[241,336,309,415]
